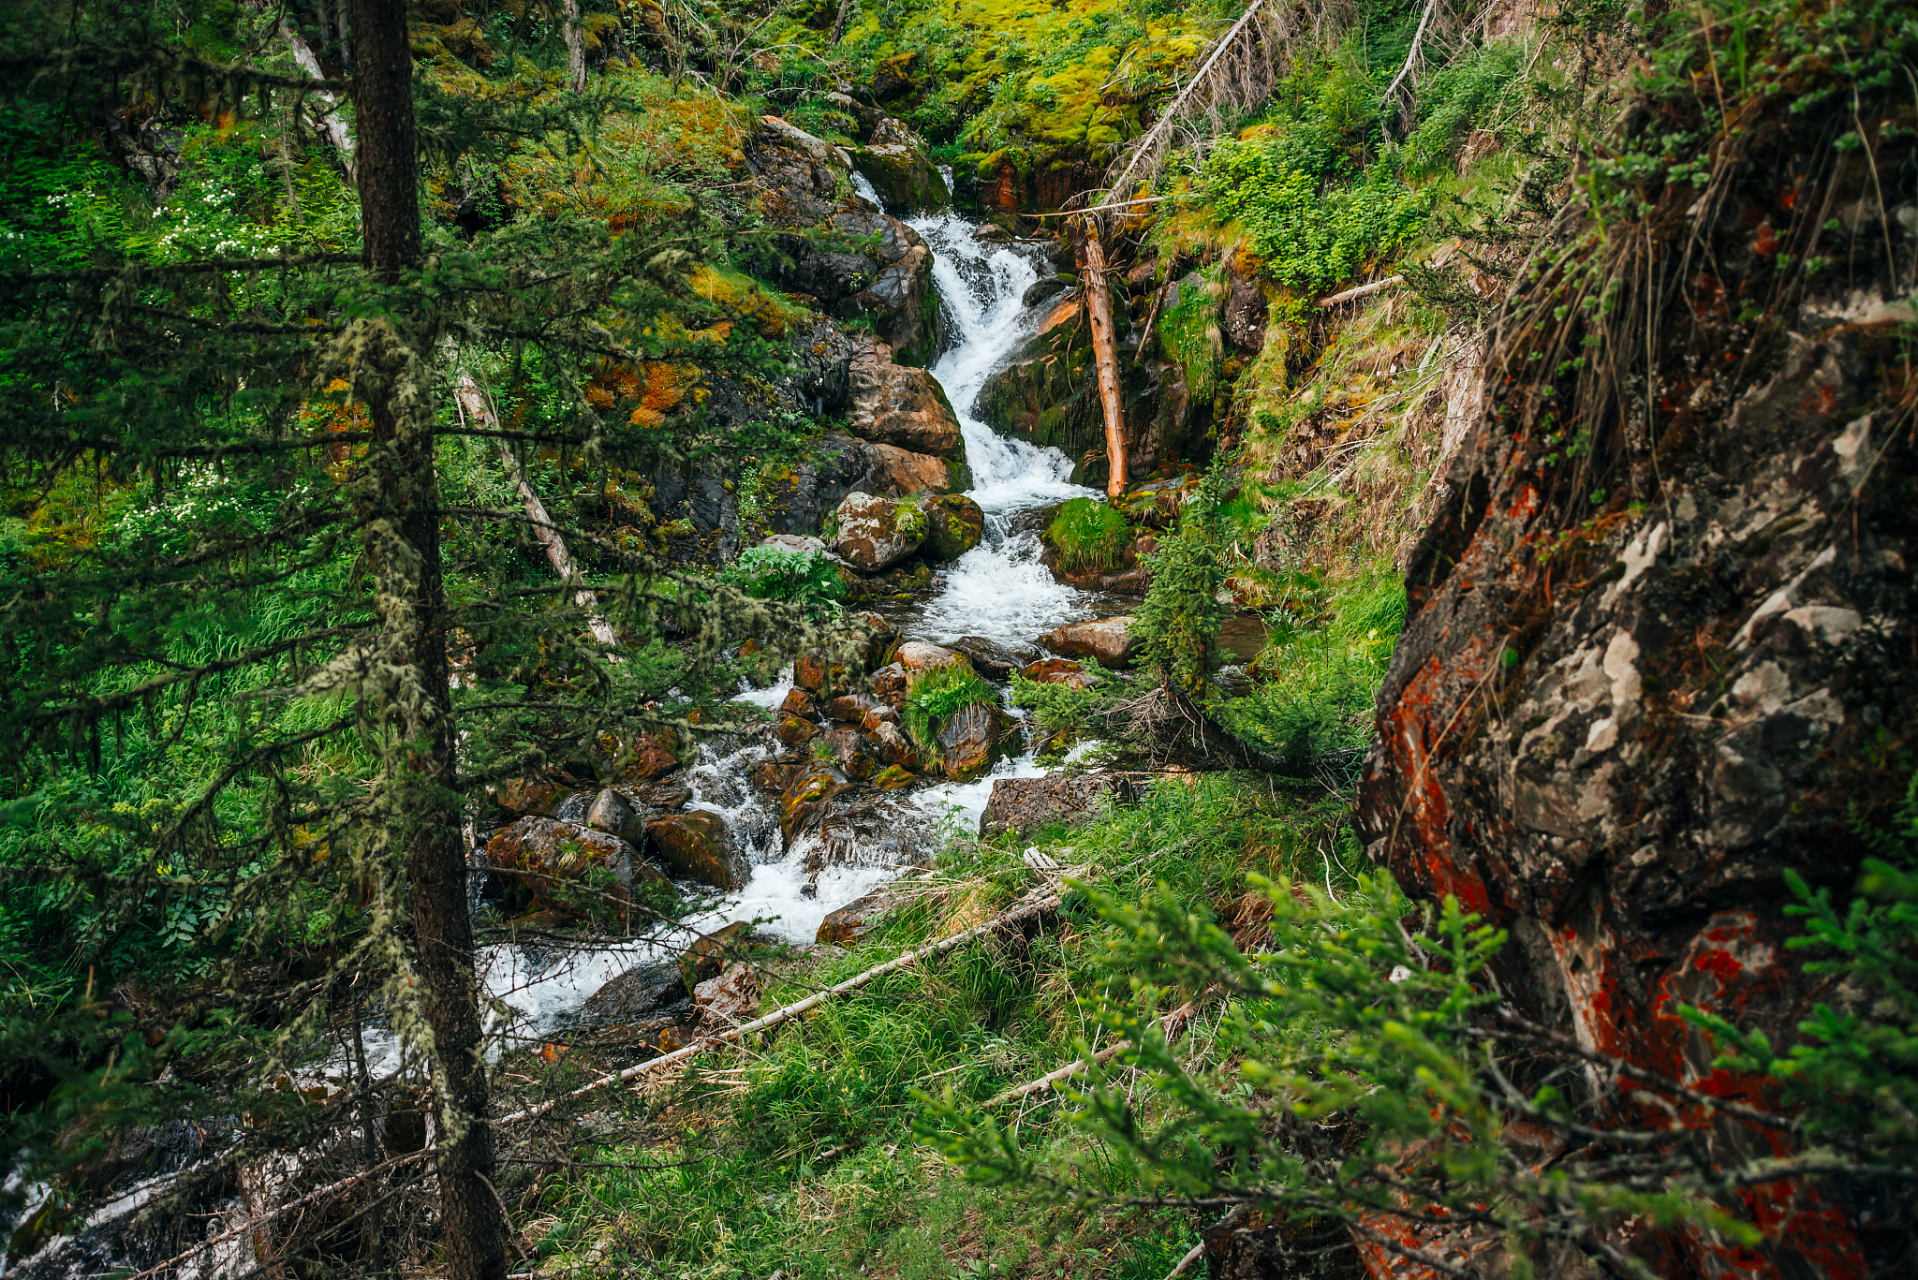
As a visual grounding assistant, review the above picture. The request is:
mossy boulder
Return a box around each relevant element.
[936,702,1021,782]
[846,339,966,458]
[833,492,928,572]
[779,766,848,843]
[918,493,985,562]
[854,143,950,214]
[645,810,746,890]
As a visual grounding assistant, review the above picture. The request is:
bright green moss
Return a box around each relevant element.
[1045,497,1132,574]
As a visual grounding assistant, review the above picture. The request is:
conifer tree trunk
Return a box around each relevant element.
[1078,221,1129,498]
[347,4,506,1278]
[562,0,588,91]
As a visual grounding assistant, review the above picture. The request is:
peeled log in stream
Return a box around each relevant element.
[1077,223,1129,497]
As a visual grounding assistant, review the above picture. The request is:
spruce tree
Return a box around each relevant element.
[0,1,832,1274]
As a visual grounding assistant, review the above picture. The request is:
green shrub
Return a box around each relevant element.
[721,543,846,616]
[1132,472,1227,695]
[1044,498,1132,575]
[900,662,997,757]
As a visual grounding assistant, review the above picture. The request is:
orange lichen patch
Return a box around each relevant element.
[294,376,372,480]
[585,360,703,428]
[689,264,798,340]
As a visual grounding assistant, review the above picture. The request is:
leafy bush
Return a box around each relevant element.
[1045,498,1133,575]
[1132,471,1227,695]
[900,662,997,757]
[721,543,846,616]
[1222,570,1405,769]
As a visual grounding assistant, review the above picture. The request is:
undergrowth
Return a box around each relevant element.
[900,663,1000,759]
[1044,498,1132,575]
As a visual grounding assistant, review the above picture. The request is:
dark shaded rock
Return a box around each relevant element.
[586,788,643,844]
[1222,255,1268,353]
[816,890,894,944]
[919,493,985,562]
[871,662,910,702]
[627,777,692,811]
[1038,616,1138,667]
[979,771,1129,839]
[486,818,660,915]
[554,791,594,825]
[937,702,1020,781]
[574,960,686,1025]
[828,693,883,723]
[948,635,1036,681]
[749,115,850,229]
[750,757,805,799]
[853,140,949,213]
[781,687,819,718]
[645,811,746,890]
[870,49,919,101]
[780,766,849,843]
[1022,277,1069,308]
[822,725,880,780]
[775,715,818,748]
[759,432,871,536]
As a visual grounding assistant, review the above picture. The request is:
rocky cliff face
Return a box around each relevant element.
[1356,79,1917,1278]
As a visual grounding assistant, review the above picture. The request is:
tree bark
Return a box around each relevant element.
[347,0,420,280]
[561,0,587,92]
[1079,223,1129,498]
[348,4,503,1279]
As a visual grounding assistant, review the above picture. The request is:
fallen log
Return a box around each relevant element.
[497,889,1064,1125]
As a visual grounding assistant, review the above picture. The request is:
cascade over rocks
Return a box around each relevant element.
[1355,89,1918,1278]
[853,118,949,213]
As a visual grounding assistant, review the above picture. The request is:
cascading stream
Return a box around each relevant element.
[407,182,1102,1068]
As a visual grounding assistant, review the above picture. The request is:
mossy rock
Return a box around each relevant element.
[854,145,951,213]
[919,493,984,562]
[1044,497,1133,575]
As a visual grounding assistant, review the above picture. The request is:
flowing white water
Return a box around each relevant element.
[455,183,1101,1056]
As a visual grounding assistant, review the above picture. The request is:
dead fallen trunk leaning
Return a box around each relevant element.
[497,888,1065,1125]
[1078,222,1130,499]
[453,375,618,648]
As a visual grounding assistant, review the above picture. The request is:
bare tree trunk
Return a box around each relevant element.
[1079,223,1130,498]
[454,376,617,646]
[282,23,357,183]
[346,4,504,1279]
[348,0,420,282]
[561,0,587,91]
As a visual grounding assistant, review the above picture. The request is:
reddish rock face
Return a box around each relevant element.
[1355,95,1916,1279]
[1019,657,1095,690]
[780,687,817,718]
[937,702,1020,781]
[618,727,683,781]
[779,766,848,844]
[774,715,817,748]
[1038,616,1138,668]
[846,337,966,458]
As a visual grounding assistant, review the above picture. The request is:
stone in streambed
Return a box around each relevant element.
[871,764,915,791]
[645,810,746,890]
[919,494,984,563]
[823,725,880,781]
[775,715,818,748]
[937,702,1021,782]
[847,338,965,457]
[780,766,848,843]
[679,921,752,992]
[586,788,646,845]
[816,891,894,945]
[868,720,922,772]
[1020,657,1096,689]
[1038,617,1139,668]
[833,492,926,572]
[485,817,662,916]
[894,640,970,674]
[949,636,1035,681]
[780,687,818,718]
[828,693,883,723]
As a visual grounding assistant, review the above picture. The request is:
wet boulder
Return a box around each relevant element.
[775,715,818,748]
[489,775,563,817]
[868,719,923,772]
[645,811,746,891]
[793,651,833,697]
[833,492,927,572]
[628,777,692,811]
[486,817,661,914]
[822,725,880,781]
[937,702,1021,782]
[585,788,646,846]
[574,960,687,1027]
[979,771,1127,840]
[1020,657,1096,689]
[871,764,915,790]
[827,693,884,723]
[949,635,1035,681]
[861,441,969,497]
[1038,616,1139,668]
[919,494,985,562]
[871,661,910,702]
[780,687,819,718]
[847,339,966,458]
[894,640,969,674]
[780,765,849,843]
[853,124,950,213]
[617,727,685,781]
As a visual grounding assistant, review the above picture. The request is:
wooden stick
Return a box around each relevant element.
[1379,0,1440,107]
[983,997,1202,1108]
[496,891,1063,1125]
[1316,275,1404,307]
[1102,0,1268,206]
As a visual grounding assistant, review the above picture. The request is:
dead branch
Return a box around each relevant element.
[984,996,1203,1108]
